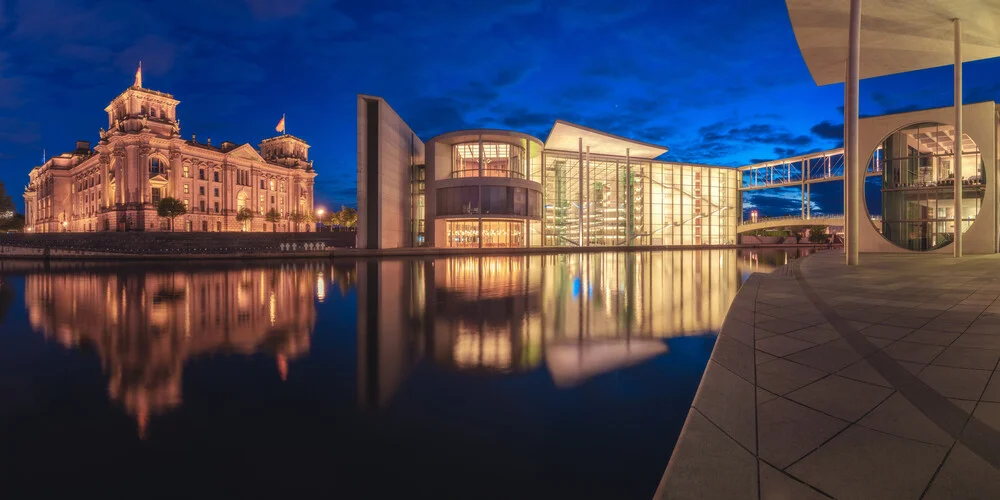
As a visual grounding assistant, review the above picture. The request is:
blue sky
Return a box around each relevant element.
[2,0,1000,216]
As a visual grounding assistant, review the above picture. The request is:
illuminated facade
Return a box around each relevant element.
[24,75,316,233]
[358,95,738,249]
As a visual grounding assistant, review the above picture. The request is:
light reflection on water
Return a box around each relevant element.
[0,248,810,499]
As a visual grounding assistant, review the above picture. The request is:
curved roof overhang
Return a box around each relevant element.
[543,120,668,159]
[786,0,1000,86]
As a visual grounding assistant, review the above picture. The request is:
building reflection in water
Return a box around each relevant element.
[359,249,768,408]
[23,263,330,437]
[20,249,799,428]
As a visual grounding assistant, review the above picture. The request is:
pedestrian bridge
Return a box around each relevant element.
[738,214,845,233]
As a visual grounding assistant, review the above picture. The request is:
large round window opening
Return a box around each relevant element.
[866,122,985,251]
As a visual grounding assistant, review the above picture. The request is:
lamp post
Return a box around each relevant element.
[316,208,325,232]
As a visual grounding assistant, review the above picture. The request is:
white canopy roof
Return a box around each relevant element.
[786,0,1000,86]
[544,120,669,159]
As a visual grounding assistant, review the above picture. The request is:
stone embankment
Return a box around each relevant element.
[0,232,355,260]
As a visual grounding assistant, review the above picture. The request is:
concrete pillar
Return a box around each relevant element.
[578,137,584,246]
[807,183,812,219]
[954,18,963,258]
[478,135,484,249]
[845,0,861,266]
[541,151,546,246]
[585,145,591,246]
[626,148,632,246]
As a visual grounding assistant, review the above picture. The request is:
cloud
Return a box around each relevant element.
[810,121,843,141]
[701,122,812,147]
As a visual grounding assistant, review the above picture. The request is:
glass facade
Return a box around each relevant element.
[868,123,985,251]
[438,186,541,217]
[542,151,738,247]
[446,219,526,248]
[452,142,526,179]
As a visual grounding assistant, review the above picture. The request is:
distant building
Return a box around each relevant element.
[24,69,317,233]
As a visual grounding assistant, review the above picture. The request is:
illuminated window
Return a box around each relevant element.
[445,219,525,248]
[452,142,525,179]
[184,185,189,194]
[183,166,190,178]
[270,180,275,191]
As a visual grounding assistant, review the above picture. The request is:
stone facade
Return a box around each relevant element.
[24,82,317,233]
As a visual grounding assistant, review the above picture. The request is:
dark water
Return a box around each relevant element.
[0,249,808,499]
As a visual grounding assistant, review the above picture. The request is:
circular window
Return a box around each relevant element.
[865,122,985,251]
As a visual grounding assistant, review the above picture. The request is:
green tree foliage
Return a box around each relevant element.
[330,206,357,228]
[0,180,19,231]
[236,207,254,230]
[0,179,14,218]
[156,197,187,232]
[1,213,25,231]
[265,208,282,232]
[807,225,830,243]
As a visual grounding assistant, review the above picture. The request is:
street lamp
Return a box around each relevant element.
[62,221,68,232]
[316,208,326,232]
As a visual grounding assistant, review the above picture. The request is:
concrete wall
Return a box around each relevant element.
[357,95,425,249]
[858,101,997,254]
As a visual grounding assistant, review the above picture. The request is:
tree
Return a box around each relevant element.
[265,208,282,232]
[289,212,312,232]
[329,206,357,229]
[807,225,830,244]
[157,197,187,232]
[0,180,16,231]
[235,207,254,231]
[0,179,14,219]
[339,206,357,228]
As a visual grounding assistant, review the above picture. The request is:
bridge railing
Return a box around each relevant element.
[739,214,882,226]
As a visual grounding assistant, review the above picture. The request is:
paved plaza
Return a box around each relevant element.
[657,250,1000,499]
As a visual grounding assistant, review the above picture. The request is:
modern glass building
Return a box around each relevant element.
[358,95,737,250]
[358,95,999,253]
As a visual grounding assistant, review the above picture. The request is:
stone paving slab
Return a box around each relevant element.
[655,250,1000,500]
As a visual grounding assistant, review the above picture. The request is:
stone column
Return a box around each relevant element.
[954,18,963,258]
[138,145,152,205]
[845,0,861,266]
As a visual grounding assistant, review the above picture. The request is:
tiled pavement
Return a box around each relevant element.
[655,250,1000,500]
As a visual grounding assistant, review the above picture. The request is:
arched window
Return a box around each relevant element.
[151,107,157,118]
[150,158,161,175]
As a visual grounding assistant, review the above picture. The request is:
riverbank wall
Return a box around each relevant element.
[0,233,836,260]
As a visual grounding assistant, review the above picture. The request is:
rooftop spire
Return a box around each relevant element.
[134,61,142,88]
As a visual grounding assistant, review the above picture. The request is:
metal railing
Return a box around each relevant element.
[740,213,883,226]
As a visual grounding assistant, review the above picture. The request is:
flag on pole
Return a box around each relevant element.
[276,114,286,134]
[134,61,142,88]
